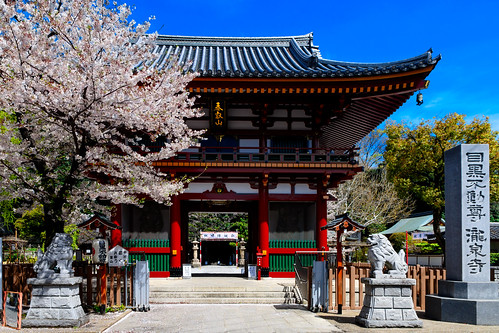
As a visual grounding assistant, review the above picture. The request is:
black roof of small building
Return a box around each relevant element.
[491,223,499,240]
[153,33,441,78]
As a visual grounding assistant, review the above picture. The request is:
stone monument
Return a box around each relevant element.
[355,233,422,328]
[23,233,88,328]
[426,144,499,325]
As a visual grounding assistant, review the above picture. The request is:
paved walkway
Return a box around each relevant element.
[103,306,499,333]
[105,304,339,333]
[2,277,499,332]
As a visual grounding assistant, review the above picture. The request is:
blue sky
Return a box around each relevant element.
[122,0,499,131]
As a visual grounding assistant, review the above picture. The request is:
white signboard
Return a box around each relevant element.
[108,245,129,267]
[182,264,192,279]
[200,231,238,241]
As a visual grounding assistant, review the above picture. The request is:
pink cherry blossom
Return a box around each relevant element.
[0,0,202,242]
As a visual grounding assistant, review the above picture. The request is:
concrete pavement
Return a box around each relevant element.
[103,305,499,333]
[104,304,340,333]
[3,276,499,332]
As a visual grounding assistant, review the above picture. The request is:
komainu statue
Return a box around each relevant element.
[34,233,74,278]
[367,233,408,278]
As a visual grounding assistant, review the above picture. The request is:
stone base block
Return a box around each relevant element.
[23,316,89,328]
[355,278,422,328]
[438,280,499,299]
[355,317,423,328]
[24,277,88,328]
[426,294,499,325]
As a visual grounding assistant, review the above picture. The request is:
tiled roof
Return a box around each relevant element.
[491,223,499,240]
[152,33,441,78]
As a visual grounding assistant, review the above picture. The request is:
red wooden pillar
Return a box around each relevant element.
[170,195,182,277]
[316,191,329,255]
[336,228,344,314]
[98,265,107,310]
[258,176,269,277]
[110,204,122,248]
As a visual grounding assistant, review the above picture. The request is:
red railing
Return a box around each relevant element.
[172,146,358,164]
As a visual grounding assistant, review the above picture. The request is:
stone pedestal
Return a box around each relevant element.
[426,280,499,325]
[23,276,88,328]
[355,278,422,328]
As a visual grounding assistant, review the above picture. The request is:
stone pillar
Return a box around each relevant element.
[191,240,201,268]
[426,144,499,325]
[23,277,88,327]
[356,278,422,328]
[170,195,182,277]
[238,240,246,267]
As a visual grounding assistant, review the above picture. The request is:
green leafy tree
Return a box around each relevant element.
[14,205,46,247]
[188,213,248,242]
[384,113,499,255]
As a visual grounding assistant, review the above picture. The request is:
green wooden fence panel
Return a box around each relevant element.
[125,239,170,272]
[268,239,318,272]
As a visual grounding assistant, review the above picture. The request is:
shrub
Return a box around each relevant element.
[491,253,499,266]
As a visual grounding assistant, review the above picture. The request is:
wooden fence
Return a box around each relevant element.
[327,264,446,311]
[2,264,36,306]
[3,262,133,308]
[73,262,134,308]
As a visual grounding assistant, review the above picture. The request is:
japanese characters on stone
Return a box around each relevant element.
[464,151,489,275]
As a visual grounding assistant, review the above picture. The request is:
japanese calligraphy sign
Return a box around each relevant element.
[108,245,129,267]
[445,144,490,282]
[200,231,238,241]
[210,100,227,133]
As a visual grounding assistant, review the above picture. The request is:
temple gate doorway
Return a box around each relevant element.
[187,211,248,274]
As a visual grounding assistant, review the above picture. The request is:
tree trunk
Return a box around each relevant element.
[432,208,446,267]
[43,203,65,247]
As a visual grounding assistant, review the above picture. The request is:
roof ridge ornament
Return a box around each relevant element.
[289,38,319,68]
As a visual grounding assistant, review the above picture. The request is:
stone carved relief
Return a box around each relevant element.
[34,233,74,278]
[367,233,407,278]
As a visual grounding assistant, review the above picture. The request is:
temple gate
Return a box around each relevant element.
[115,33,440,277]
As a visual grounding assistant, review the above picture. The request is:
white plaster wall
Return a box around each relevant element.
[227,120,253,130]
[239,139,259,153]
[229,108,252,116]
[269,183,292,194]
[225,183,258,194]
[270,121,288,130]
[184,183,213,193]
[295,184,316,194]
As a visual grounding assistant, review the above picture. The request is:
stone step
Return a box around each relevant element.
[150,286,288,292]
[150,291,294,299]
[150,297,297,304]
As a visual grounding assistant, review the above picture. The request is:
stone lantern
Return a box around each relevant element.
[238,239,246,267]
[191,240,201,268]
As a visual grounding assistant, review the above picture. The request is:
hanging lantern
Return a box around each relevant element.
[416,92,423,106]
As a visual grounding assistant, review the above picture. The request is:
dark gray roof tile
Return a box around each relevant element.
[152,33,441,78]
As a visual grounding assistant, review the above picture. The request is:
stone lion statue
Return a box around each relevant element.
[367,233,408,278]
[34,233,74,278]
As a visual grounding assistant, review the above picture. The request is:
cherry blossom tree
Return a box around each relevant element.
[0,0,202,243]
